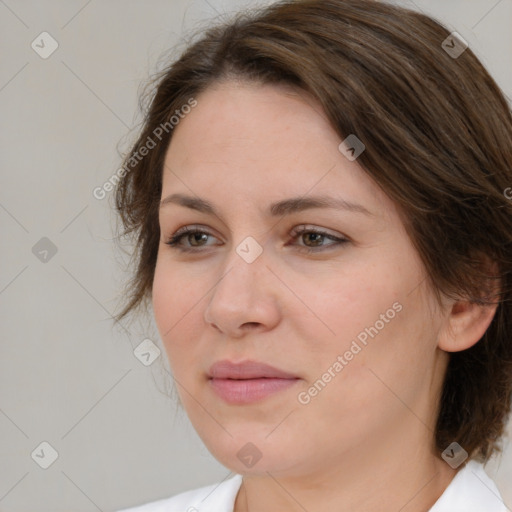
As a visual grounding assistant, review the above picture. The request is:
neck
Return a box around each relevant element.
[234,443,457,512]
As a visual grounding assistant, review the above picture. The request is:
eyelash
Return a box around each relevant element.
[164,225,349,254]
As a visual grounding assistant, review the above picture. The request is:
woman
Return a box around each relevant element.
[114,0,512,510]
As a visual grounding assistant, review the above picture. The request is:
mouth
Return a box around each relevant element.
[207,360,300,404]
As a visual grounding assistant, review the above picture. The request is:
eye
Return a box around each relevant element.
[164,225,220,252]
[289,225,349,252]
[164,224,349,254]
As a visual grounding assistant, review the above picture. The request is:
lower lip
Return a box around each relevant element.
[209,378,299,404]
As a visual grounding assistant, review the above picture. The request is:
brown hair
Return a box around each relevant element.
[114,0,512,462]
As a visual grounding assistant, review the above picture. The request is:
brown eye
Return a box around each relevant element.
[165,226,220,251]
[301,232,326,247]
[290,225,349,252]
[187,232,209,246]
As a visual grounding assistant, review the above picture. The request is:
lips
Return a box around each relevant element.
[207,360,300,404]
[208,360,298,380]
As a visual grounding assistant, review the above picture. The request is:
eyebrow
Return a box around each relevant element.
[159,193,374,217]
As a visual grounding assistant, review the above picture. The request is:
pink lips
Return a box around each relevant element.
[208,360,300,404]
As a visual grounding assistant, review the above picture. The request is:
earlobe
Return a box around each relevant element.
[437,298,499,353]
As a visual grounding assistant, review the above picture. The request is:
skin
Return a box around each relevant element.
[152,80,498,512]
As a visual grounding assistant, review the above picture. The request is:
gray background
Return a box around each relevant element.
[0,0,511,511]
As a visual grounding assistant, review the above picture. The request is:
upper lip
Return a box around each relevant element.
[208,360,299,380]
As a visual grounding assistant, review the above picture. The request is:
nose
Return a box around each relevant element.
[203,246,281,338]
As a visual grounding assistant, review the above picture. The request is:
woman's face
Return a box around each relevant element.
[153,80,451,477]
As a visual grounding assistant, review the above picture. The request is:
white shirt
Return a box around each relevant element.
[118,460,508,512]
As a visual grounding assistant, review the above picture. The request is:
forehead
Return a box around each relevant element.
[165,80,333,162]
[161,81,395,222]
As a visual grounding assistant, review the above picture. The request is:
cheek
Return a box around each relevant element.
[296,251,430,389]
[152,262,177,333]
[303,262,402,345]
[309,270,440,417]
[152,260,200,356]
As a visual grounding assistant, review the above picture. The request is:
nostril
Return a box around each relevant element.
[243,322,261,329]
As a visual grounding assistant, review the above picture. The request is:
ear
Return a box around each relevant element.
[438,257,501,352]
[437,298,499,352]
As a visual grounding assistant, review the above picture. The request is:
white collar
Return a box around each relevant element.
[118,460,508,511]
[428,459,508,511]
